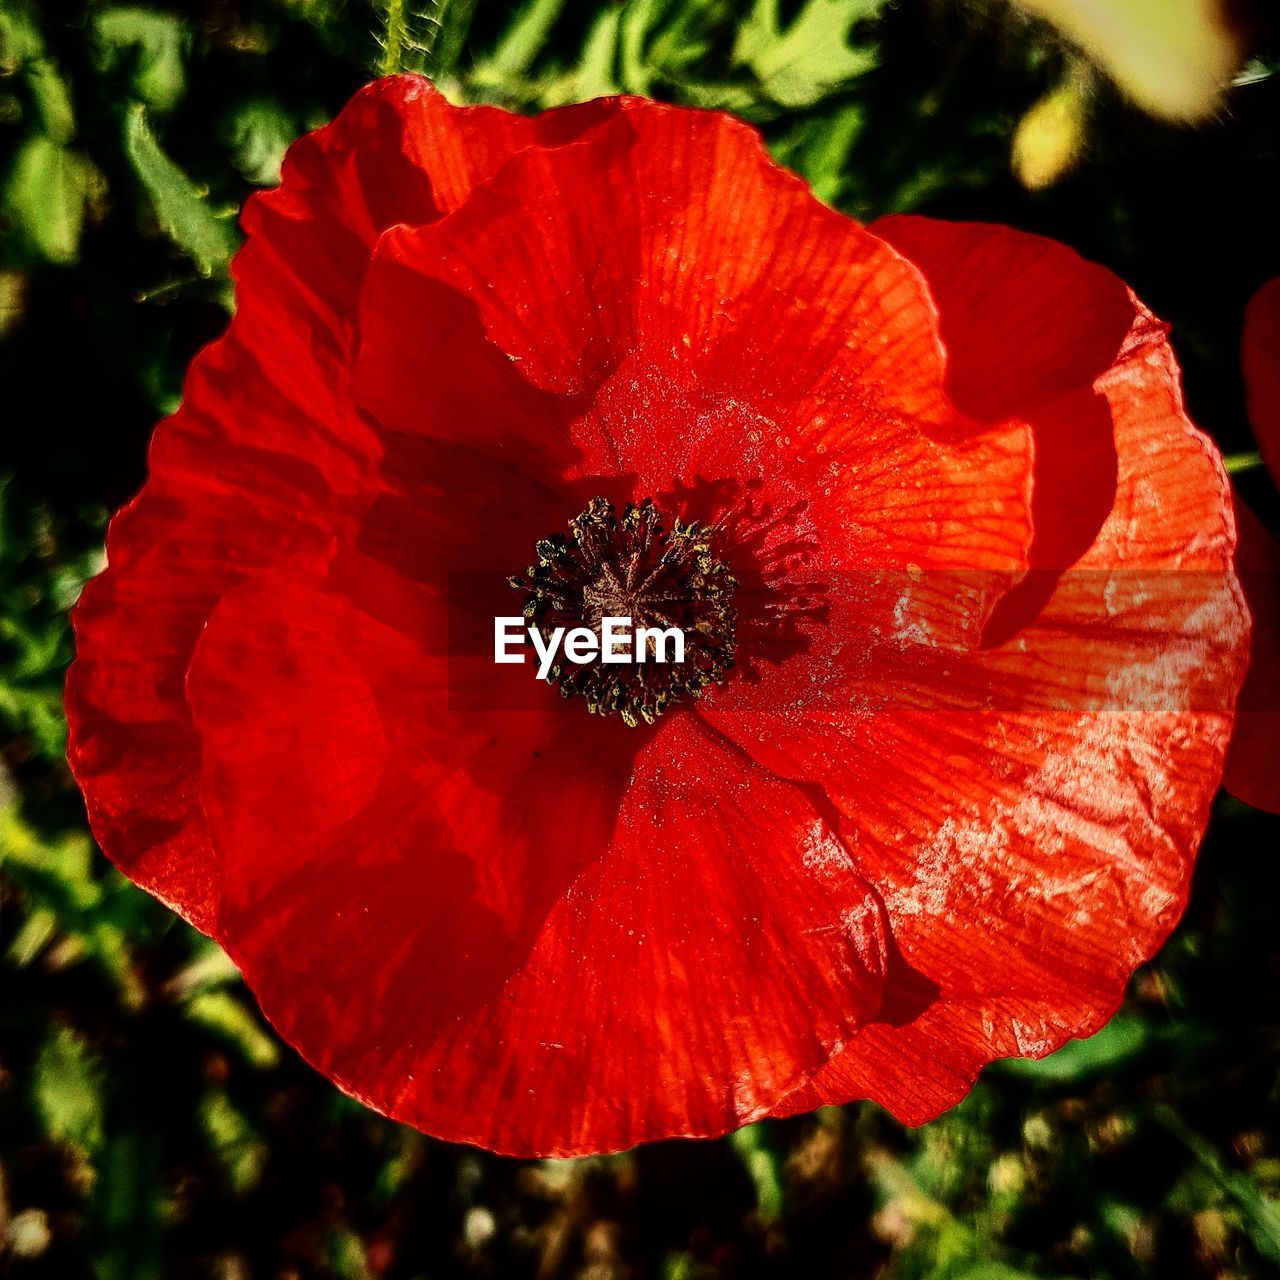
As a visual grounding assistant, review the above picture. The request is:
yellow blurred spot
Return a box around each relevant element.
[1013,73,1087,189]
[1015,0,1245,121]
[0,271,27,338]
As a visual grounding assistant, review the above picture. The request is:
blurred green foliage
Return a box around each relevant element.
[2,1,1279,1276]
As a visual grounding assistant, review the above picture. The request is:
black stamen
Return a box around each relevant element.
[510,497,738,726]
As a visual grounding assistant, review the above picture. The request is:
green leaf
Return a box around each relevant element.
[662,1254,697,1280]
[6,906,58,967]
[89,1124,166,1280]
[1155,1106,1280,1266]
[619,0,673,94]
[32,1025,106,1157]
[123,103,238,283]
[199,1091,268,1194]
[26,55,78,144]
[954,1266,1058,1280]
[0,806,100,911]
[5,135,99,264]
[183,989,281,1068]
[770,100,865,203]
[729,1122,785,1225]
[485,0,566,79]
[430,0,481,77]
[571,8,623,100]
[996,1014,1149,1083]
[734,0,885,108]
[226,99,297,186]
[374,0,444,75]
[0,479,94,759]
[0,679,67,758]
[166,938,244,999]
[646,0,721,74]
[0,10,76,142]
[328,1226,374,1280]
[96,8,191,112]
[1223,450,1264,475]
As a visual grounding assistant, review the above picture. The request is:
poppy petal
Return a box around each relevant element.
[1242,277,1280,486]
[1224,278,1280,812]
[186,543,889,1155]
[65,336,375,930]
[66,80,1253,1155]
[743,219,1247,1124]
[352,107,1034,668]
[66,81,625,928]
[1223,496,1280,812]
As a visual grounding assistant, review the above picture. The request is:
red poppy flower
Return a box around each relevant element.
[1224,277,1280,814]
[67,76,1249,1156]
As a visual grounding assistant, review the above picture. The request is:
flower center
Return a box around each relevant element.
[509,497,738,726]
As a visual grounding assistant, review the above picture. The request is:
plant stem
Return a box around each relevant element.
[1224,450,1264,475]
[381,0,407,76]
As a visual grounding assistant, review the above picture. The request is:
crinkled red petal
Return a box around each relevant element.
[352,111,1035,703]
[1222,278,1280,812]
[186,542,889,1154]
[1223,496,1280,812]
[65,81,1248,1153]
[1242,277,1280,487]
[758,218,1246,1125]
[66,79,625,928]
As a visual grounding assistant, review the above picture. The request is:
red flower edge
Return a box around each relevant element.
[67,78,1249,1155]
[1223,277,1280,814]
